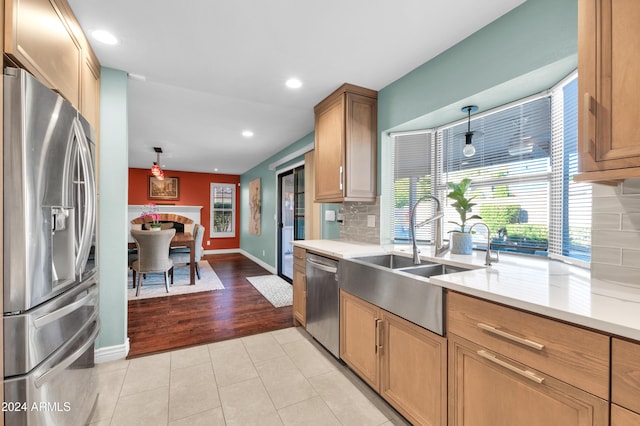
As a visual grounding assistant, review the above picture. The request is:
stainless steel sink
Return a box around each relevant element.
[339,255,475,336]
[399,263,470,278]
[351,253,418,269]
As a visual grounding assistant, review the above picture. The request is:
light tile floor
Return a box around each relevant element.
[90,327,411,425]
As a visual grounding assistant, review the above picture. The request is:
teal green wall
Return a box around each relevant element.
[240,133,314,265]
[96,68,129,349]
[243,0,579,260]
[379,0,577,135]
[321,204,341,239]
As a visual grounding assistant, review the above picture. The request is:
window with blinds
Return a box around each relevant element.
[388,71,590,261]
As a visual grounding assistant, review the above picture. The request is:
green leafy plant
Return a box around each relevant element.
[447,178,481,232]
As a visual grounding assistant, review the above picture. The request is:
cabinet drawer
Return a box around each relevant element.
[446,292,609,399]
[612,404,640,426]
[293,247,306,268]
[612,338,640,414]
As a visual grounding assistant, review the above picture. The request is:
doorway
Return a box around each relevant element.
[277,165,304,281]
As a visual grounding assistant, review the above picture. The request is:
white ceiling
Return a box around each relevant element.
[67,0,525,175]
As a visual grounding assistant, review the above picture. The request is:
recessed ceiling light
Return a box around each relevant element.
[242,130,254,138]
[92,30,118,45]
[285,78,302,89]
[214,168,219,172]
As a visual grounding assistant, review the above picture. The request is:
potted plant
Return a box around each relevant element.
[141,204,161,230]
[447,178,481,254]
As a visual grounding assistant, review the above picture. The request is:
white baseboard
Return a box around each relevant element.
[203,248,242,255]
[95,338,130,363]
[202,248,276,274]
[239,249,277,274]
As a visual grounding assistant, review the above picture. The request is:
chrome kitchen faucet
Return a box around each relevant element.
[469,222,499,266]
[409,195,450,264]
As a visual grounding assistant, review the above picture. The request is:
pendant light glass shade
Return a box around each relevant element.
[461,105,479,157]
[151,147,164,179]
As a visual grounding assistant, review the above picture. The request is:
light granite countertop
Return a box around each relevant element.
[292,239,640,342]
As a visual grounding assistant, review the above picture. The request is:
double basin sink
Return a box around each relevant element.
[338,253,473,336]
[353,253,470,277]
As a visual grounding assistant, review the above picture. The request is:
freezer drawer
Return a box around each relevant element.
[4,317,99,426]
[4,278,98,377]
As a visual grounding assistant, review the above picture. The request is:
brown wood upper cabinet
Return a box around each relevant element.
[577,0,640,182]
[313,84,377,202]
[5,0,100,130]
[5,0,81,106]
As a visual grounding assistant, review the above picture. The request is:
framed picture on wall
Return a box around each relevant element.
[148,176,180,200]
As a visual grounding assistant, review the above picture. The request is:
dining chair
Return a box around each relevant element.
[169,224,205,280]
[128,248,138,287]
[130,228,176,296]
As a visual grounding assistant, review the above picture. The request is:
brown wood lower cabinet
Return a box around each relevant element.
[611,337,640,423]
[340,290,446,426]
[611,404,640,426]
[448,334,608,426]
[292,247,306,327]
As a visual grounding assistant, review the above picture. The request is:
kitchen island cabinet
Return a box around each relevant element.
[292,246,306,327]
[447,291,609,426]
[340,289,446,426]
[577,0,640,182]
[313,84,377,202]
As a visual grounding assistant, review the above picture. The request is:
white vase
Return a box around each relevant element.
[450,232,473,255]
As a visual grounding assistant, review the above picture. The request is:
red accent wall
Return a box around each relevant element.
[128,168,240,250]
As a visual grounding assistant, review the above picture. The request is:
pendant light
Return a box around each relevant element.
[151,147,165,180]
[461,105,479,157]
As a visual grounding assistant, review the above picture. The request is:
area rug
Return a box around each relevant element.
[128,260,224,300]
[246,275,293,308]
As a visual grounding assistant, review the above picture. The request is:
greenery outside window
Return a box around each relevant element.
[388,72,590,262]
[210,183,236,238]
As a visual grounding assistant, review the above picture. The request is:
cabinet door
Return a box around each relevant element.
[612,404,640,426]
[344,92,377,200]
[5,0,81,107]
[612,338,640,414]
[448,335,608,426]
[579,0,640,178]
[339,290,380,391]
[81,53,100,131]
[381,311,446,426]
[314,96,345,201]
[292,265,306,327]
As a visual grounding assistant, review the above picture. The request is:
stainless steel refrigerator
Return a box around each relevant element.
[3,67,100,425]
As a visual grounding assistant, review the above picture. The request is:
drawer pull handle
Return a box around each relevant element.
[375,318,383,354]
[477,323,545,351]
[478,350,545,384]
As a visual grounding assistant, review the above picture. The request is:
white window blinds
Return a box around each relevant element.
[388,71,590,261]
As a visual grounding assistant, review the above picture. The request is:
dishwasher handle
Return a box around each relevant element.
[306,258,338,274]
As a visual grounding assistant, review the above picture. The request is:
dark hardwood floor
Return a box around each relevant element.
[127,253,293,358]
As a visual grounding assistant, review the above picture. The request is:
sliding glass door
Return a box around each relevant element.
[277,166,304,281]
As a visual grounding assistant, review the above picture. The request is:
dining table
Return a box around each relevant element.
[128,231,196,285]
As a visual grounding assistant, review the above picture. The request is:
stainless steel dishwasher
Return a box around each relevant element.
[305,252,340,358]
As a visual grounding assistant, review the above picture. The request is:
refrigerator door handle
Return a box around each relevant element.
[72,117,96,277]
[34,320,99,388]
[33,286,97,329]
